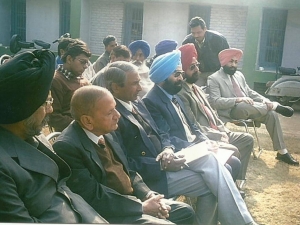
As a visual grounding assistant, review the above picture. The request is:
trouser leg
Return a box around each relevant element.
[167,153,253,225]
[164,199,195,225]
[227,131,253,180]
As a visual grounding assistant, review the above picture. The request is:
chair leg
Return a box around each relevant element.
[251,121,263,159]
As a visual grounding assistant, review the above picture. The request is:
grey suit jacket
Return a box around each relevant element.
[0,127,105,223]
[178,82,229,141]
[53,121,151,221]
[208,67,267,122]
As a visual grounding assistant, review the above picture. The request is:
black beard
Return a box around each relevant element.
[223,65,237,75]
[162,79,182,95]
[185,71,200,84]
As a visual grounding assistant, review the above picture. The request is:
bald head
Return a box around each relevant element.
[71,86,111,122]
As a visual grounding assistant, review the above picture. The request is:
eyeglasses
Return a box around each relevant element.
[76,58,89,66]
[44,98,53,107]
[189,62,200,71]
[173,71,185,77]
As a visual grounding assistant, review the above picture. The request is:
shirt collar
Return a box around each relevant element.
[116,98,133,112]
[82,128,103,145]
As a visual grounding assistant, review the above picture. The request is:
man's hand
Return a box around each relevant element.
[142,195,171,219]
[206,140,219,153]
[156,147,174,162]
[236,97,254,105]
[220,132,229,143]
[156,149,187,171]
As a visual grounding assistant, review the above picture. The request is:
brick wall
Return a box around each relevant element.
[88,0,124,55]
[210,5,248,67]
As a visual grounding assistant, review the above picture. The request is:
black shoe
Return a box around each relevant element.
[275,104,294,117]
[276,152,299,166]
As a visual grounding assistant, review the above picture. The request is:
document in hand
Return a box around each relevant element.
[174,141,235,165]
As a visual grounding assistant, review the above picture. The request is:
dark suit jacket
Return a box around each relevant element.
[143,85,207,150]
[53,121,151,221]
[115,99,173,196]
[0,127,105,223]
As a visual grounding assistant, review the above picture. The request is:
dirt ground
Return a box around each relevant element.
[227,103,300,225]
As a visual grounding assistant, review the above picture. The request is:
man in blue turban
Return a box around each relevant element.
[142,50,258,225]
[129,40,153,97]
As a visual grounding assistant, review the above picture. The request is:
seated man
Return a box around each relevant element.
[128,40,153,97]
[90,44,131,87]
[49,39,91,132]
[208,48,299,166]
[52,86,194,224]
[177,43,253,181]
[55,37,95,80]
[104,60,257,224]
[0,50,106,223]
[146,39,178,68]
[93,35,118,73]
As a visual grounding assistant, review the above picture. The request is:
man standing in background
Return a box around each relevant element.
[93,35,118,73]
[182,16,229,86]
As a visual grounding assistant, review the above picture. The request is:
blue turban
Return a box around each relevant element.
[149,50,182,84]
[128,40,150,58]
[155,39,178,56]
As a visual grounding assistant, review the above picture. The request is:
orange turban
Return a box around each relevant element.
[178,43,197,72]
[218,48,243,66]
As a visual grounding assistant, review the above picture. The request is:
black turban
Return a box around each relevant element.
[0,50,55,124]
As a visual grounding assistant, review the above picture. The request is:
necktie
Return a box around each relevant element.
[171,97,196,142]
[98,137,106,149]
[192,85,218,130]
[172,97,181,109]
[230,76,245,97]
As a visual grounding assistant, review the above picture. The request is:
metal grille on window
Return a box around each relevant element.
[258,8,287,71]
[11,0,26,40]
[123,3,143,46]
[60,0,71,36]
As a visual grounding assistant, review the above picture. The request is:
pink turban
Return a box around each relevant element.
[218,48,243,66]
[178,43,197,72]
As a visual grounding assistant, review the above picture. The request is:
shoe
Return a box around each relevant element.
[276,152,299,166]
[275,104,294,117]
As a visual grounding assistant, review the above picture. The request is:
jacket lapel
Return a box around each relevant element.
[0,128,59,182]
[155,85,186,131]
[73,122,106,175]
[116,100,158,157]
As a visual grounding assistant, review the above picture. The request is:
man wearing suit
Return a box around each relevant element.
[177,43,253,180]
[208,48,298,166]
[0,50,106,223]
[53,85,194,224]
[110,57,257,224]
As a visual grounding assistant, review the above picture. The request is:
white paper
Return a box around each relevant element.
[175,141,234,165]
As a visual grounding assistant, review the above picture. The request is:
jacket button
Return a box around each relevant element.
[134,136,138,139]
[141,151,146,156]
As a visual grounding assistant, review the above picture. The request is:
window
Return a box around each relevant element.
[188,5,211,33]
[123,3,143,46]
[60,0,71,36]
[11,0,26,40]
[258,8,287,71]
